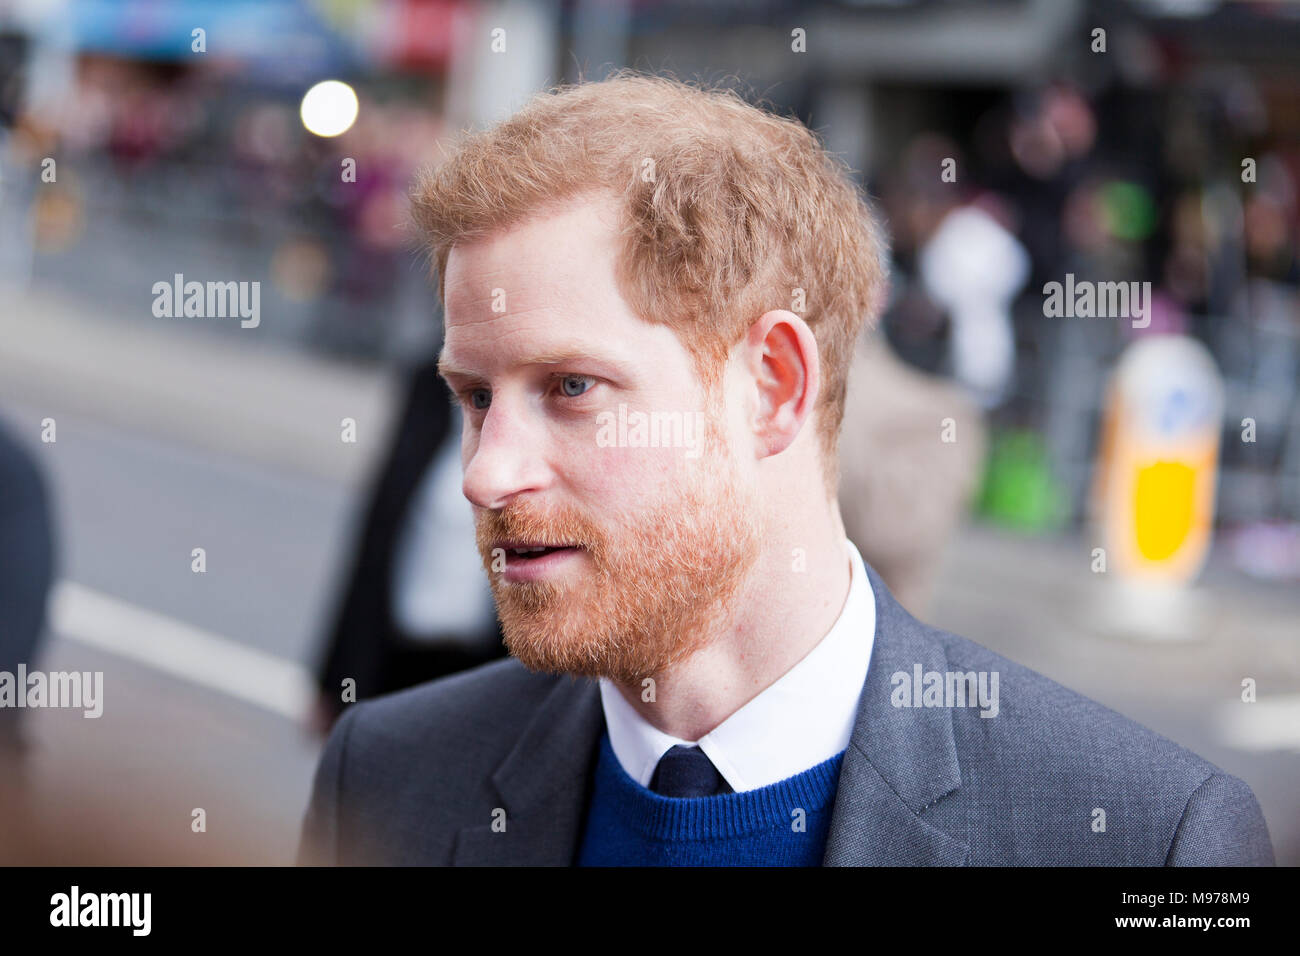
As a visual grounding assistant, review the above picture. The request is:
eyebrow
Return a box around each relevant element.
[436,346,627,381]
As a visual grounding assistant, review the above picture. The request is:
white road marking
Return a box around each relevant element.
[1217,697,1300,754]
[49,581,314,721]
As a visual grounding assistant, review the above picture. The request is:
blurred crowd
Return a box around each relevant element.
[5,49,447,353]
[876,76,1300,553]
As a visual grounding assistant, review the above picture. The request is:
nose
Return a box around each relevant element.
[461,393,551,510]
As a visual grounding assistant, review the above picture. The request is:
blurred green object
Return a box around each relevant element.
[1100,180,1157,242]
[976,429,1069,531]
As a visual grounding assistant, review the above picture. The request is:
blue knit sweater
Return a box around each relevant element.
[576,730,845,866]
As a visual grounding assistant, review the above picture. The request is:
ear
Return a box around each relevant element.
[743,309,820,460]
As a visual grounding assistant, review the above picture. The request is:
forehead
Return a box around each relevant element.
[445,195,619,312]
[439,194,673,375]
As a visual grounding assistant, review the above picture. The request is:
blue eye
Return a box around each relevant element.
[460,377,593,410]
[559,375,593,397]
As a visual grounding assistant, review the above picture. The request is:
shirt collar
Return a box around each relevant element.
[598,537,875,792]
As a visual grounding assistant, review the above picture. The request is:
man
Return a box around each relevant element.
[298,73,1273,866]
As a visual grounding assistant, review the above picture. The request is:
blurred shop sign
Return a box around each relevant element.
[369,0,472,72]
[35,0,362,79]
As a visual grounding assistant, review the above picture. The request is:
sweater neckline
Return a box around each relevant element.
[590,731,846,842]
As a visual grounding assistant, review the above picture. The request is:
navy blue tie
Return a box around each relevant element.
[649,745,734,798]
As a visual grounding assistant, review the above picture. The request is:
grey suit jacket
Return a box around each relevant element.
[297,560,1275,866]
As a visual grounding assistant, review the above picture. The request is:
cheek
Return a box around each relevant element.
[578,444,681,511]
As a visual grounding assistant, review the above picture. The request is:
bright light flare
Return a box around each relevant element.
[300,80,359,138]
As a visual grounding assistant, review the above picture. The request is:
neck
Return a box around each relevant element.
[611,498,851,741]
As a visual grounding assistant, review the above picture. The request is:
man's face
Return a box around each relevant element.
[439,194,764,684]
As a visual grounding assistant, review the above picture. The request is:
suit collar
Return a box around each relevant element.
[455,557,968,866]
[822,560,969,865]
[453,673,603,865]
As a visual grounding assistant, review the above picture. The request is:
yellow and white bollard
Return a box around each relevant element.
[1091,335,1224,638]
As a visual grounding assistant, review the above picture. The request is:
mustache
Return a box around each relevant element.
[475,503,605,554]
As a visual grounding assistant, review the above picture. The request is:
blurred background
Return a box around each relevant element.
[0,0,1296,865]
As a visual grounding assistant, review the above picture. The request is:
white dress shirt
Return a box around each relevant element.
[598,537,876,793]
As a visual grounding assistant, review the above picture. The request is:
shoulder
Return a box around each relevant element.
[931,627,1215,775]
[300,658,567,864]
[917,625,1272,864]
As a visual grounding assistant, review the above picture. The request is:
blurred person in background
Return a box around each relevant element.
[0,420,56,767]
[877,133,1031,409]
[838,328,987,616]
[309,355,503,734]
[832,131,1013,617]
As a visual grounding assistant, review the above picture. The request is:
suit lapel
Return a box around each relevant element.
[452,673,603,865]
[823,561,970,866]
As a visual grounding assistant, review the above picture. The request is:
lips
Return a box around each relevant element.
[490,542,586,583]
